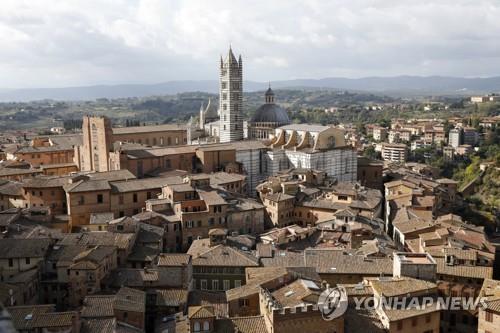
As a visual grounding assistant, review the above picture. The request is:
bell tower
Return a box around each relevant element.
[219,46,243,143]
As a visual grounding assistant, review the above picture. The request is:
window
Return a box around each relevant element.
[25,258,30,265]
[79,196,85,205]
[212,280,219,291]
[133,193,138,203]
[186,221,194,228]
[119,211,124,217]
[396,321,403,330]
[8,259,13,267]
[147,192,152,200]
[200,280,207,290]
[193,322,200,332]
[411,318,417,326]
[235,280,241,288]
[223,280,230,290]
[123,312,128,320]
[238,299,249,307]
[119,195,124,204]
[486,311,493,322]
[425,314,431,323]
[97,194,103,203]
[203,321,210,331]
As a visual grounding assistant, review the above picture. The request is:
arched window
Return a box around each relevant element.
[203,321,210,331]
[193,321,200,332]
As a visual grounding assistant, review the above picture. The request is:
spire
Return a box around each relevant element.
[227,45,237,64]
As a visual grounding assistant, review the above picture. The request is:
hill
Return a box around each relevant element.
[2,76,500,102]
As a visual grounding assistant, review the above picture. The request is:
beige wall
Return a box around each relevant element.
[15,150,74,168]
[114,129,187,147]
[0,256,44,279]
[23,186,67,214]
[387,311,440,333]
[478,308,500,333]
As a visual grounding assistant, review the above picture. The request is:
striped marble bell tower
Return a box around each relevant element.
[219,47,243,143]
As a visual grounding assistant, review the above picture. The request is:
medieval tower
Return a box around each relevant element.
[219,47,243,143]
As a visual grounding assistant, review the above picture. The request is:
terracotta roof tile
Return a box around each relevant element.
[157,253,191,266]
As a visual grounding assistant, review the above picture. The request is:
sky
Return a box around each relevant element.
[1,0,500,89]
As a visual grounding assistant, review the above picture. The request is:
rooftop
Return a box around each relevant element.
[112,123,186,135]
[0,238,51,258]
[157,253,191,266]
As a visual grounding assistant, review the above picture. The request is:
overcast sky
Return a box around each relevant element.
[2,0,500,89]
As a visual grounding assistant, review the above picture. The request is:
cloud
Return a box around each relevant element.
[1,0,500,88]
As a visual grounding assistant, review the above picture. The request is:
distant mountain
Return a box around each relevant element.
[2,76,500,102]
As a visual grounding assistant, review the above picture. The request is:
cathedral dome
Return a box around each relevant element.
[250,87,290,124]
[250,103,290,124]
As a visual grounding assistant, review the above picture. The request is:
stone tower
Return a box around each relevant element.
[219,47,243,143]
[80,116,113,172]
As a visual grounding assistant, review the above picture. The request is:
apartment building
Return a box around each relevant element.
[368,277,441,333]
[64,175,176,228]
[463,127,480,146]
[67,245,117,307]
[372,126,388,141]
[478,279,500,333]
[188,236,259,291]
[382,143,407,163]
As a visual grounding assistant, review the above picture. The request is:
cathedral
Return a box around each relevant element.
[188,46,357,193]
[194,47,290,144]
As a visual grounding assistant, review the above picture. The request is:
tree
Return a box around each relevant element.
[363,146,380,160]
